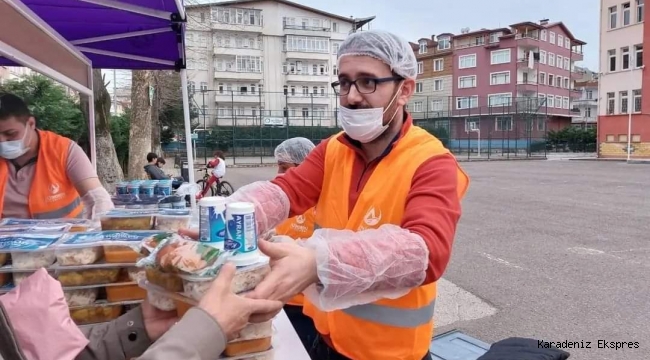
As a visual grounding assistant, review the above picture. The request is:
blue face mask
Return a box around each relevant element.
[0,126,31,160]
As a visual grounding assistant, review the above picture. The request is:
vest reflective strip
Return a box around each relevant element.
[341,299,436,328]
[32,197,82,219]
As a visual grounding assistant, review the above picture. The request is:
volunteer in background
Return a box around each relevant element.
[272,137,317,350]
[220,30,470,360]
[0,93,113,220]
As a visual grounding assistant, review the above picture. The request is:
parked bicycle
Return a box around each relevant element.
[196,167,235,199]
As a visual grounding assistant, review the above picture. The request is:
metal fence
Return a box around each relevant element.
[163,92,573,165]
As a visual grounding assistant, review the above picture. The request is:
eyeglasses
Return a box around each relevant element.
[331,76,402,96]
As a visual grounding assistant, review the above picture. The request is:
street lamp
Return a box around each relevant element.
[627,64,645,162]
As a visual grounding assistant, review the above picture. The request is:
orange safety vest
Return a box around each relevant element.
[275,207,316,306]
[0,130,84,219]
[303,126,469,360]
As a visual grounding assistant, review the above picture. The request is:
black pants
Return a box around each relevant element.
[308,333,433,360]
[284,304,319,352]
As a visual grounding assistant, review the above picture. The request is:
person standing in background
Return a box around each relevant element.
[0,93,113,219]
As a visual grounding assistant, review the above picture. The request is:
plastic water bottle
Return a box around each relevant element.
[225,202,259,266]
[198,197,227,250]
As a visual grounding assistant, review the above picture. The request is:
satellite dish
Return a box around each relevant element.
[461,27,470,34]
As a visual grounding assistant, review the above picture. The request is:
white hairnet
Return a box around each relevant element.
[337,30,417,80]
[274,137,315,164]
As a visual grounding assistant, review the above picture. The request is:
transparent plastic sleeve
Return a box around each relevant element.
[227,181,290,236]
[301,224,429,311]
[81,187,115,221]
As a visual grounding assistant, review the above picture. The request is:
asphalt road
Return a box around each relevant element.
[225,160,649,360]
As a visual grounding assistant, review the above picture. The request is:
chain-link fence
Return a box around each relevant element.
[163,91,560,165]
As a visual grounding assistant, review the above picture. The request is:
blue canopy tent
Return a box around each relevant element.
[0,0,196,207]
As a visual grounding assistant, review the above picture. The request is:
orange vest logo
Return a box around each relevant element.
[47,182,65,203]
[358,206,382,230]
[290,214,309,234]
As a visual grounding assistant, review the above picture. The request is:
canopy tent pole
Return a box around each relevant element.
[87,67,97,169]
[180,69,197,210]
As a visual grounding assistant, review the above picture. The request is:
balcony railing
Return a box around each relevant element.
[283,24,331,32]
[515,33,539,40]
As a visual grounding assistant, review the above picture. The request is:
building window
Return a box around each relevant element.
[556,76,561,87]
[585,107,592,117]
[555,95,563,108]
[586,90,593,99]
[547,95,555,108]
[416,82,423,93]
[564,78,569,88]
[418,62,423,74]
[286,35,329,53]
[558,35,564,47]
[563,97,570,109]
[456,96,478,109]
[489,93,512,107]
[607,92,615,114]
[609,6,618,28]
[619,134,628,142]
[632,134,642,142]
[434,59,444,71]
[549,32,556,44]
[540,51,547,64]
[465,117,479,132]
[608,50,617,71]
[565,38,571,49]
[332,43,339,54]
[434,79,443,91]
[539,72,546,84]
[623,2,632,25]
[200,82,208,91]
[419,41,428,54]
[537,117,546,131]
[633,89,642,112]
[431,99,443,111]
[458,75,477,88]
[491,49,511,64]
[622,47,630,69]
[490,71,510,85]
[548,53,555,67]
[489,32,502,43]
[333,65,338,75]
[557,55,563,69]
[606,134,615,142]
[541,30,547,41]
[438,36,451,50]
[495,116,513,131]
[548,74,554,86]
[459,54,476,68]
[564,58,570,70]
[413,101,423,112]
[620,91,629,113]
[637,0,645,22]
[635,45,643,67]
[538,93,547,106]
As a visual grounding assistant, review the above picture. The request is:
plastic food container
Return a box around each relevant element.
[100,210,156,231]
[140,182,156,197]
[224,337,272,357]
[58,268,121,286]
[56,247,103,266]
[127,267,146,283]
[145,267,183,292]
[232,321,273,343]
[180,259,270,301]
[154,210,191,232]
[12,270,55,286]
[127,183,141,196]
[116,182,128,195]
[106,283,146,302]
[147,291,176,311]
[70,304,123,325]
[57,231,166,265]
[0,234,62,270]
[0,253,8,267]
[0,273,10,287]
[64,288,99,306]
[104,246,139,263]
[156,181,173,196]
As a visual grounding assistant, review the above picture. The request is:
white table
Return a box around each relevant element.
[271,310,311,359]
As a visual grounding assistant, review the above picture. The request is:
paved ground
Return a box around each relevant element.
[225,160,649,360]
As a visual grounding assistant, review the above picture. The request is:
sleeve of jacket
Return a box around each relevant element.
[136,308,227,360]
[76,307,152,360]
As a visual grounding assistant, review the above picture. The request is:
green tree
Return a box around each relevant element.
[0,74,86,142]
[110,110,131,170]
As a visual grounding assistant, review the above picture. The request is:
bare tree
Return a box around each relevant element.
[80,69,124,191]
[128,70,152,180]
[151,70,182,155]
[151,72,162,155]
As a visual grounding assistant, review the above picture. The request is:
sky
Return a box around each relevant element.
[270,0,600,70]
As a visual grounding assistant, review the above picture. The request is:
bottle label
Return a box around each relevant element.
[199,206,226,244]
[225,213,257,253]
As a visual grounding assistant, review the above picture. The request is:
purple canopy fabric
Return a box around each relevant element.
[0,0,186,70]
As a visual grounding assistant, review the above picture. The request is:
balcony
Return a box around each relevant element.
[517,57,537,69]
[285,51,331,61]
[286,73,331,83]
[517,81,538,92]
[570,89,582,99]
[286,95,332,105]
[571,116,597,124]
[571,69,586,80]
[572,98,597,107]
[514,33,538,48]
[213,70,263,81]
[283,24,331,37]
[214,47,262,56]
[210,21,262,33]
[215,92,262,103]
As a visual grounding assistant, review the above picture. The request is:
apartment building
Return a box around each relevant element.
[598,0,650,158]
[572,80,598,128]
[185,0,374,128]
[451,20,586,141]
[0,66,32,85]
[408,34,454,119]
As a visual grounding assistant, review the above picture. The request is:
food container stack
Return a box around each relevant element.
[0,233,63,290]
[136,230,273,359]
[100,209,192,232]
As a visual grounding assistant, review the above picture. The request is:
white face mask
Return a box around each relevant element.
[338,83,403,143]
[0,126,31,160]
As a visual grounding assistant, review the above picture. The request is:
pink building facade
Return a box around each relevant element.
[450,20,586,140]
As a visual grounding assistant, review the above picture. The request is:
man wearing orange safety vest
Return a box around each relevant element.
[224,30,469,360]
[271,137,319,350]
[0,93,113,220]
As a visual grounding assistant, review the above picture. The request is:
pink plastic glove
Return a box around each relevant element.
[0,268,89,360]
